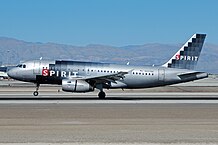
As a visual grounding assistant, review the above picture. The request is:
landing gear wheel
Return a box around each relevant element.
[33,83,40,96]
[98,91,106,99]
[33,91,39,96]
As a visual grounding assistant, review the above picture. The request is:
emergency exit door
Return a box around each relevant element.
[158,69,165,81]
[33,61,41,74]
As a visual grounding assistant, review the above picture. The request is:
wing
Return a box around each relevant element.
[66,69,133,87]
[85,71,129,84]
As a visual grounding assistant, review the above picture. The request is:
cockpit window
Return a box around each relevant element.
[16,64,26,68]
[16,64,22,68]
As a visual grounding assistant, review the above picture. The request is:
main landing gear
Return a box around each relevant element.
[98,91,106,99]
[96,84,106,99]
[33,83,40,96]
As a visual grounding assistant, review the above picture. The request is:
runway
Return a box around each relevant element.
[0,93,218,144]
[1,79,218,144]
[0,101,218,144]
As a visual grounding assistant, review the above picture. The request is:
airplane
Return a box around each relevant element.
[7,33,207,99]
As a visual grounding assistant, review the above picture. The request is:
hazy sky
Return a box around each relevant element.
[0,0,217,46]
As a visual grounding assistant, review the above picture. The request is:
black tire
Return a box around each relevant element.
[33,91,39,96]
[98,91,106,99]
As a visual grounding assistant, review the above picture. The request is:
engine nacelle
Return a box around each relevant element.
[62,79,94,92]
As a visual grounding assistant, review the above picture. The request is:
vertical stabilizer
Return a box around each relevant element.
[162,34,206,70]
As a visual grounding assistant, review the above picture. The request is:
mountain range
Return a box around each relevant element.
[0,37,217,73]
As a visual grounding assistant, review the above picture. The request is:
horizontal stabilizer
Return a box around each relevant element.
[178,72,208,81]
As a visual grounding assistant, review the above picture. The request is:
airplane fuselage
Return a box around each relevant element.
[8,60,208,89]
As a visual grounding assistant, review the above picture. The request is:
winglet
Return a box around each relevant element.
[162,34,206,70]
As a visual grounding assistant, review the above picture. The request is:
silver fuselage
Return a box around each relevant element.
[8,60,208,89]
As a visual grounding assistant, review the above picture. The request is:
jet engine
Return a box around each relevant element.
[62,79,94,92]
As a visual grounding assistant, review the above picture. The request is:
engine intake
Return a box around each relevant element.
[62,79,94,92]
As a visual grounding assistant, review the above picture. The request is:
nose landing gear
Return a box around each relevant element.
[33,91,38,96]
[33,83,40,96]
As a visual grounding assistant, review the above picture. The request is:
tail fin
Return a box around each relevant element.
[162,34,206,70]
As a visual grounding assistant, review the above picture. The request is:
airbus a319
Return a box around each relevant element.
[7,34,207,99]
